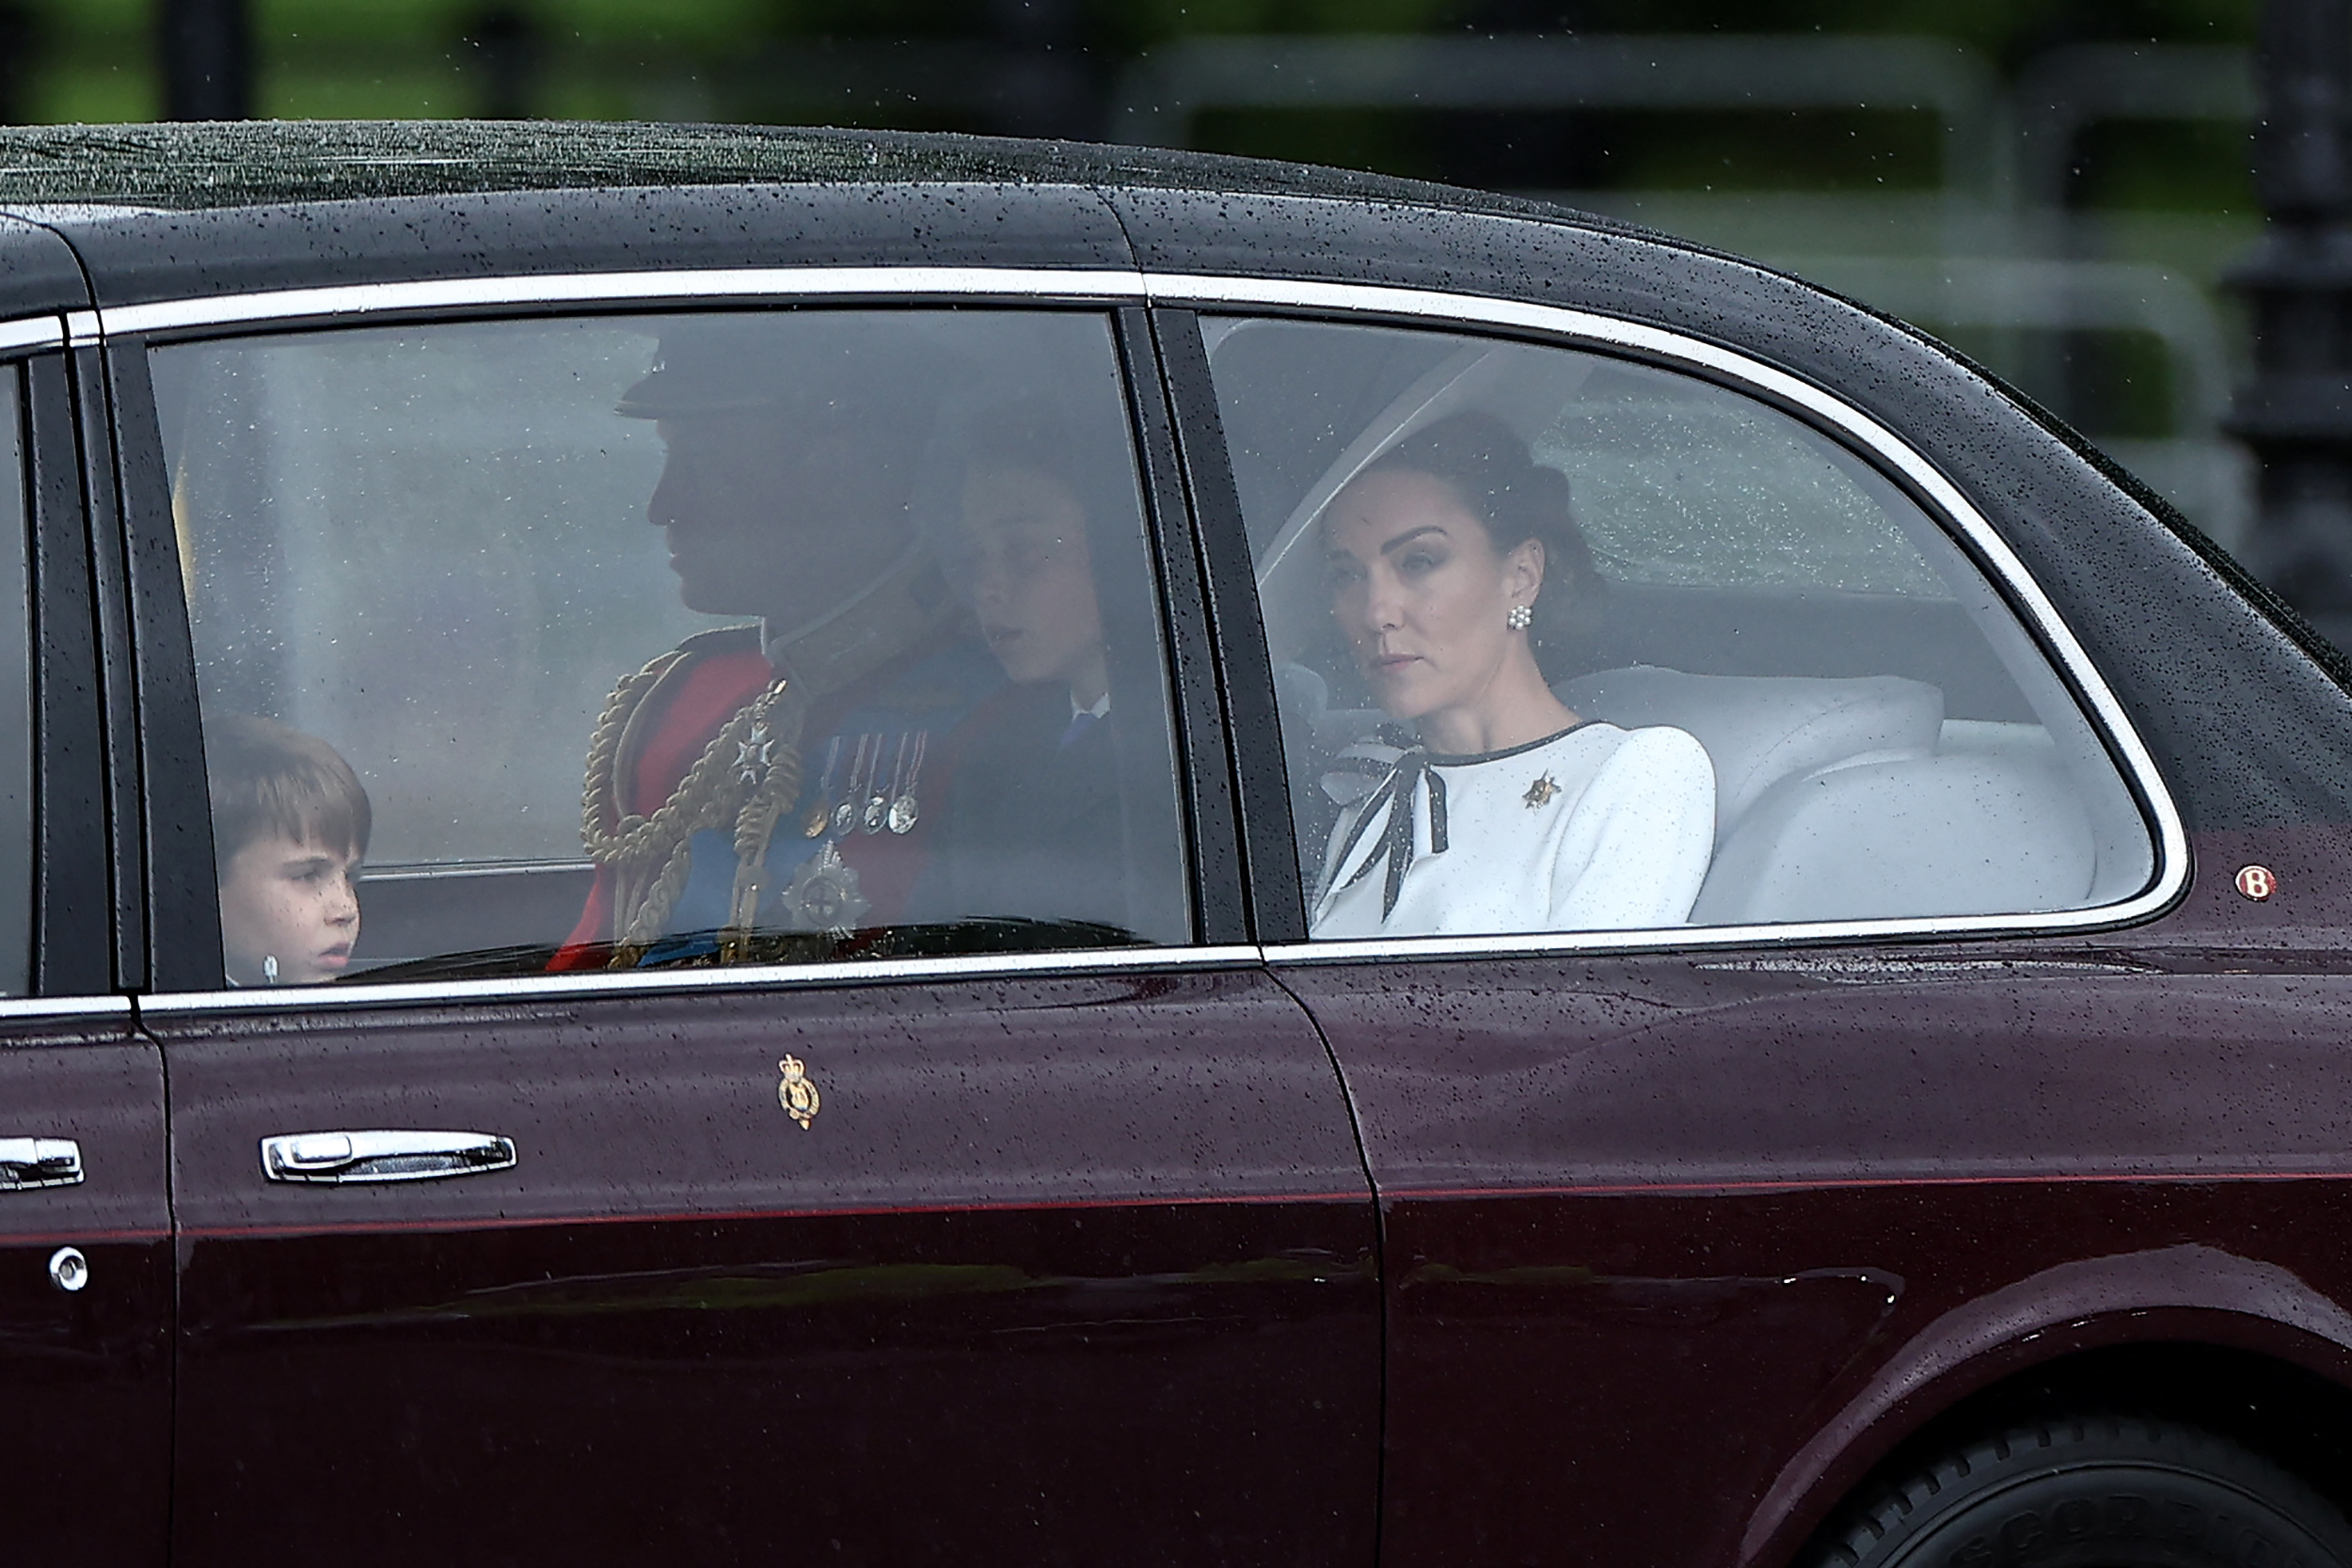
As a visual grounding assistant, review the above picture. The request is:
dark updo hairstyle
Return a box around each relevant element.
[1363,410,1605,681]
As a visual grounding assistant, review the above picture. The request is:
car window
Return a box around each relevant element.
[153,308,1189,985]
[1203,315,2155,940]
[0,369,29,994]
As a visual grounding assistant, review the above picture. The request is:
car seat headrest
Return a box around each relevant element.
[1689,752,2095,925]
[1558,666,1947,840]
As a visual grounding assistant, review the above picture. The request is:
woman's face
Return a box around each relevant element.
[1325,467,1542,725]
[952,466,1105,695]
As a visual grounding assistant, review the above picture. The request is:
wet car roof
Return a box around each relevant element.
[0,119,1614,221]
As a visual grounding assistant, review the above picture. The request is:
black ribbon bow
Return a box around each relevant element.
[1325,748,1449,920]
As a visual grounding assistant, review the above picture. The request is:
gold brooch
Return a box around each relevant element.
[1523,775,1559,809]
[777,1054,821,1130]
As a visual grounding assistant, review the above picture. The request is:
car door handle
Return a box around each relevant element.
[261,1130,516,1185]
[0,1137,82,1190]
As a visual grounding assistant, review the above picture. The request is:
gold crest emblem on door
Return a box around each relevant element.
[777,1055,821,1130]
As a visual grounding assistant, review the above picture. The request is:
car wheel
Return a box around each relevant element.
[1811,1413,2352,1568]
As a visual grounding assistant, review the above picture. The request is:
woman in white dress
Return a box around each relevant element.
[1311,413,1715,938]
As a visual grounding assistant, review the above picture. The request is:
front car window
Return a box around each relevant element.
[1206,316,2154,941]
[156,309,1188,986]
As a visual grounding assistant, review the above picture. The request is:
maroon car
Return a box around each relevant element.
[1,119,2347,1568]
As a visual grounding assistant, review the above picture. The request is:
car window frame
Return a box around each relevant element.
[86,262,2192,1005]
[0,312,141,1017]
[4,321,120,1006]
[1144,275,2190,962]
[97,271,1260,1011]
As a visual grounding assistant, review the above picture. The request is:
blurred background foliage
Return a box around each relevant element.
[11,0,2254,151]
[0,0,2268,548]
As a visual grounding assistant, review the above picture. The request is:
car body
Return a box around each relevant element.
[2,120,2352,1568]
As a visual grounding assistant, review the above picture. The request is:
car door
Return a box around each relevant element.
[1171,294,2328,1568]
[0,259,174,1563]
[111,287,1378,1566]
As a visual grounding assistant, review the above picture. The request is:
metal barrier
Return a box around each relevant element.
[1112,34,2010,202]
[2011,43,2255,212]
[1113,33,2258,216]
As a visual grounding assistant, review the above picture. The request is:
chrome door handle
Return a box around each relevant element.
[261,1130,516,1185]
[0,1138,82,1190]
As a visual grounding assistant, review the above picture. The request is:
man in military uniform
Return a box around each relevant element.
[551,314,999,970]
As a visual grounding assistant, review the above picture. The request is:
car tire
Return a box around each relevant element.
[1811,1413,2352,1568]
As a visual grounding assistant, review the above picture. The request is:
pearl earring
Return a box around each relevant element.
[1507,603,1534,631]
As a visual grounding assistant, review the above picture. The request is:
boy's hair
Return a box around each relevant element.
[205,713,372,866]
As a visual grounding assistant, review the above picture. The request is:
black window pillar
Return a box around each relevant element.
[160,0,252,120]
[2233,0,2352,647]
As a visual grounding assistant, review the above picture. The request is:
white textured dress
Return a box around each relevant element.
[1311,721,1716,939]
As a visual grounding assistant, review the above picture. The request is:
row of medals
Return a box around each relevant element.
[803,730,929,841]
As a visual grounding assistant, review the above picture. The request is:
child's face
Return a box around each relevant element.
[218,831,361,985]
[952,466,1104,694]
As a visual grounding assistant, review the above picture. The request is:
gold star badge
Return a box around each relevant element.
[1523,774,1559,809]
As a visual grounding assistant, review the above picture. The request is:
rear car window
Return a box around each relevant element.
[154,309,1190,985]
[1204,315,2154,940]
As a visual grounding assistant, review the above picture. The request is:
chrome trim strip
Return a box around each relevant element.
[0,994,131,1020]
[99,267,1151,338]
[0,315,64,355]
[62,309,98,347]
[1265,911,2143,968]
[108,263,2186,1002]
[135,942,1264,1016]
[1150,273,2191,949]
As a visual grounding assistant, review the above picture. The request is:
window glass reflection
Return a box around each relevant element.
[1207,315,2154,940]
[158,309,1188,984]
